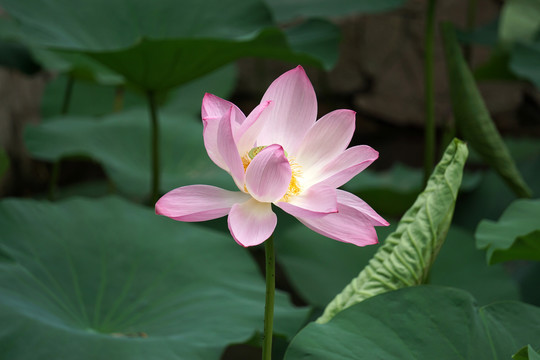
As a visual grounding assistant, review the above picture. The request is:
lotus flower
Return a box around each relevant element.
[156,66,388,247]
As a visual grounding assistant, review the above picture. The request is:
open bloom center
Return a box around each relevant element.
[243,145,302,202]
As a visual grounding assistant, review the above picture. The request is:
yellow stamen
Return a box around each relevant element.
[281,158,303,202]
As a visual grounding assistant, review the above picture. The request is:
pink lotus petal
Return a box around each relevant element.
[237,100,273,154]
[228,199,277,247]
[277,185,338,218]
[256,66,317,154]
[296,109,356,174]
[297,201,379,247]
[217,107,246,191]
[202,116,228,170]
[155,185,250,221]
[336,190,389,226]
[245,144,292,202]
[202,95,245,163]
[202,93,245,125]
[308,145,379,189]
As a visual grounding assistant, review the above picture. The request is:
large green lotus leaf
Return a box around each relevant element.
[315,139,468,323]
[476,199,540,264]
[2,0,273,50]
[41,65,236,119]
[24,109,236,198]
[441,23,532,198]
[0,197,308,359]
[41,75,144,119]
[277,222,518,308]
[86,26,338,91]
[264,0,406,22]
[163,64,237,115]
[284,286,540,360]
[33,50,125,85]
[510,40,540,90]
[3,0,339,91]
[0,16,123,84]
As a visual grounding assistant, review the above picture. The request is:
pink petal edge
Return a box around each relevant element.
[307,145,379,189]
[217,107,246,191]
[277,185,338,218]
[202,93,245,124]
[155,185,250,222]
[295,109,356,170]
[256,66,317,154]
[336,190,389,226]
[297,201,379,247]
[228,199,277,247]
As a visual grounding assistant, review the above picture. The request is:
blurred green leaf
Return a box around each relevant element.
[3,0,339,91]
[0,197,308,360]
[163,64,238,114]
[277,223,518,308]
[0,16,122,83]
[283,19,340,70]
[276,224,386,308]
[24,109,235,199]
[41,76,144,118]
[474,48,520,81]
[285,286,540,360]
[0,40,41,74]
[41,65,236,118]
[344,164,481,217]
[429,226,519,303]
[510,40,540,89]
[454,153,540,231]
[499,0,540,44]
[0,148,9,179]
[441,23,532,198]
[457,18,499,47]
[317,139,468,324]
[343,163,422,217]
[264,0,406,22]
[476,199,540,264]
[513,345,540,360]
[33,50,124,85]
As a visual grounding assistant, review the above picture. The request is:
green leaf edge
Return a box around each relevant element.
[513,344,540,360]
[476,199,540,264]
[317,138,468,324]
[441,22,532,199]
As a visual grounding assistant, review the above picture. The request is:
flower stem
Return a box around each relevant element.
[61,75,74,115]
[113,86,125,112]
[49,74,74,200]
[262,235,275,360]
[147,90,160,205]
[423,0,437,186]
